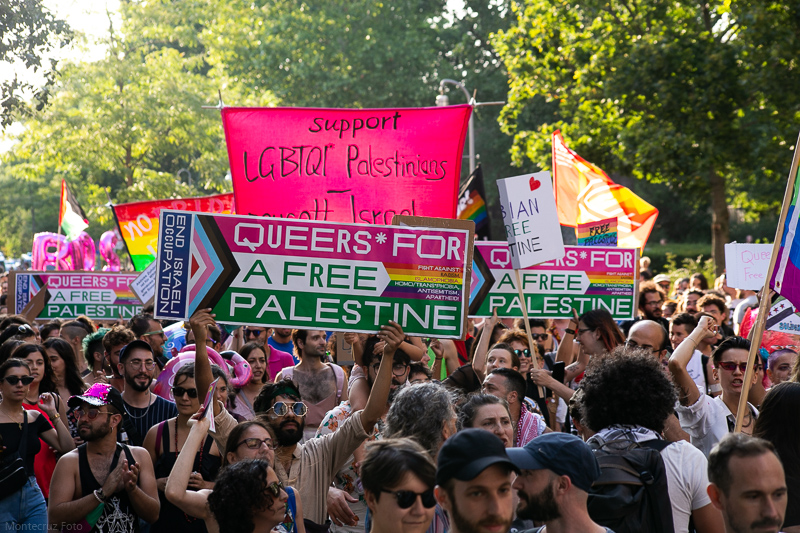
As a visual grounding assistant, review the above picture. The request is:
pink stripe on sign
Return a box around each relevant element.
[212,214,469,268]
[189,229,215,304]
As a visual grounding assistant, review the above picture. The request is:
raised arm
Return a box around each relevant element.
[400,336,426,361]
[190,309,217,408]
[165,415,214,521]
[669,315,717,407]
[360,321,403,432]
[38,394,75,453]
[563,344,589,384]
[472,309,499,383]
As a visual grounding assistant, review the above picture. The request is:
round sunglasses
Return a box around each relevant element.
[270,401,308,417]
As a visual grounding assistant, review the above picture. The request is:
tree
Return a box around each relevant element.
[0,0,72,126]
[493,0,800,274]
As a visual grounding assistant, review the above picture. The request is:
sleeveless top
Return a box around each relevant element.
[151,420,221,533]
[280,365,344,434]
[78,443,139,533]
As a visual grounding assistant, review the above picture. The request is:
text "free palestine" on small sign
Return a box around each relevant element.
[496,171,565,269]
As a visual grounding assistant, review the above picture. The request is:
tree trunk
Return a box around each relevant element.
[710,168,729,276]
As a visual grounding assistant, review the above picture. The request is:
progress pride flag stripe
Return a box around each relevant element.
[221,105,471,224]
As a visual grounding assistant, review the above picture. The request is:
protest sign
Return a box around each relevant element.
[9,272,142,321]
[130,262,157,306]
[221,106,471,224]
[153,210,474,338]
[468,242,637,319]
[112,193,234,271]
[724,242,772,290]
[577,218,617,247]
[496,171,564,269]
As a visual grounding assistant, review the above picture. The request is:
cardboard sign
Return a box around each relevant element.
[724,242,772,290]
[577,217,617,247]
[130,262,157,306]
[221,106,471,224]
[496,171,564,269]
[10,272,142,321]
[202,378,219,432]
[112,193,234,271]
[153,210,474,338]
[468,242,638,319]
[335,334,354,365]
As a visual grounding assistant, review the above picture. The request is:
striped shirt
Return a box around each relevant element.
[119,396,177,446]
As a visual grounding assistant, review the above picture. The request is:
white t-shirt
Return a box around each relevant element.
[685,349,706,394]
[659,439,713,533]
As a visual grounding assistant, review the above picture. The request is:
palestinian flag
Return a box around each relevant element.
[59,179,89,241]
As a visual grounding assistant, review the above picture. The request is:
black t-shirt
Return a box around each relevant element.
[119,396,177,447]
[0,411,53,475]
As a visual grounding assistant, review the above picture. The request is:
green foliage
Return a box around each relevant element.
[644,243,714,280]
[0,0,73,126]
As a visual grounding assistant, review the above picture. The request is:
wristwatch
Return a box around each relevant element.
[94,488,106,502]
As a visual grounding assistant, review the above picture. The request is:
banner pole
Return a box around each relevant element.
[514,269,546,398]
[734,131,800,432]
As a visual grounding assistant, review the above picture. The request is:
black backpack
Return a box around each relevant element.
[586,438,675,533]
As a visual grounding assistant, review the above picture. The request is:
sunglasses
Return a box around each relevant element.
[267,481,284,498]
[2,375,34,386]
[531,333,549,341]
[142,329,164,337]
[245,329,263,337]
[237,437,277,450]
[172,387,198,399]
[513,349,531,358]
[270,401,308,417]
[75,407,113,420]
[717,361,752,373]
[381,489,437,509]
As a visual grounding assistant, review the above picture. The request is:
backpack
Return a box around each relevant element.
[586,438,675,533]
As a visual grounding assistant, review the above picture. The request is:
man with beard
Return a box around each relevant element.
[237,321,403,532]
[269,327,296,361]
[707,433,787,533]
[127,314,168,371]
[620,281,669,336]
[117,340,177,446]
[434,429,518,533]
[506,432,608,533]
[317,334,411,531]
[275,329,348,441]
[48,383,160,530]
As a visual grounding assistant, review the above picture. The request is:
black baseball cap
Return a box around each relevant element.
[436,429,519,486]
[506,432,600,493]
[118,339,154,363]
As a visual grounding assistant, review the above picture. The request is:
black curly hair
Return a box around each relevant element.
[580,346,677,433]
[207,459,277,533]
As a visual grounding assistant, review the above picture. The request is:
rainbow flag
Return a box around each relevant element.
[772,167,800,309]
[457,165,490,239]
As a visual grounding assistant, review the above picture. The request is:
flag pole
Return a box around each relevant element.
[514,269,546,399]
[734,130,800,432]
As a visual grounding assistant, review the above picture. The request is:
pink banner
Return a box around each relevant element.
[222,106,472,224]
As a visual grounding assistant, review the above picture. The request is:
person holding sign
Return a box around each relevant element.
[669,316,759,457]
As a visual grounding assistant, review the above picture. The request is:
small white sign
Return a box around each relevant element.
[496,171,565,269]
[724,243,772,290]
[130,262,157,306]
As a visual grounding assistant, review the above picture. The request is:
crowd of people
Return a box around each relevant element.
[0,263,797,533]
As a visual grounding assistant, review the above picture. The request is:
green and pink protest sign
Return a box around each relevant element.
[154,211,474,338]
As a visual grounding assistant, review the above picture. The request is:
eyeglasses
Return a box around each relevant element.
[237,437,277,450]
[245,329,263,337]
[531,333,549,341]
[514,349,531,358]
[172,387,198,399]
[370,362,410,376]
[644,300,664,307]
[126,359,156,370]
[270,401,308,417]
[75,407,113,420]
[2,375,34,386]
[624,340,660,353]
[381,489,437,509]
[142,329,164,337]
[717,361,750,373]
[266,481,284,498]
[577,328,595,334]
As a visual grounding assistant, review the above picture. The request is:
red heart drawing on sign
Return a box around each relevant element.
[529,176,541,191]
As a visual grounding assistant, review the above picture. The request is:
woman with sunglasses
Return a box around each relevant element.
[669,315,759,456]
[361,438,437,533]
[0,358,74,527]
[144,362,221,533]
[167,415,306,533]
